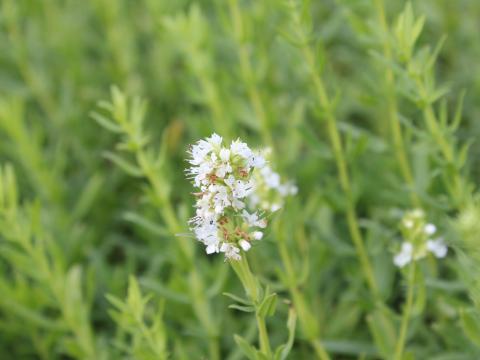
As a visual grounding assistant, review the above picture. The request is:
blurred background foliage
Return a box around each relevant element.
[0,0,479,358]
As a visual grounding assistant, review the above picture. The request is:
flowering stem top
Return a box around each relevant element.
[394,209,447,268]
[186,133,268,261]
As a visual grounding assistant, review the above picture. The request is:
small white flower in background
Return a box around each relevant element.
[187,134,275,261]
[220,243,241,261]
[242,210,267,228]
[239,239,251,251]
[247,147,298,212]
[394,242,413,268]
[424,223,437,235]
[393,209,448,268]
[426,238,448,258]
[252,231,263,240]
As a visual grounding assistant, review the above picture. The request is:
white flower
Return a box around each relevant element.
[278,183,298,196]
[290,184,298,195]
[248,161,297,212]
[270,203,281,212]
[230,140,253,159]
[193,218,217,239]
[219,148,230,161]
[403,219,414,229]
[216,149,232,178]
[239,239,251,251]
[394,242,413,268]
[193,219,221,255]
[215,163,231,178]
[206,240,220,254]
[424,223,436,235]
[189,161,214,187]
[231,180,254,198]
[220,243,241,261]
[187,134,272,261]
[189,141,212,166]
[248,193,260,207]
[427,238,448,258]
[232,198,245,210]
[411,209,424,218]
[261,166,281,188]
[252,231,263,240]
[208,133,223,146]
[242,210,267,228]
[194,194,214,220]
[225,177,255,198]
[210,185,230,213]
[394,210,447,268]
[224,175,235,187]
[247,153,266,168]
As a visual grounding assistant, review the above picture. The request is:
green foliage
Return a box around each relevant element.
[107,276,167,359]
[0,0,479,358]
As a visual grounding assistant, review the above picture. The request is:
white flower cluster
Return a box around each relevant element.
[394,209,448,268]
[248,148,298,212]
[187,134,272,261]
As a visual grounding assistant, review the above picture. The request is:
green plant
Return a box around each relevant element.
[0,0,479,358]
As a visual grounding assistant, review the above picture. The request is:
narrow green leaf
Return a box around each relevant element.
[275,308,297,360]
[105,294,126,312]
[90,111,123,133]
[322,339,378,357]
[229,304,255,313]
[457,139,474,168]
[428,85,449,105]
[223,292,252,305]
[450,90,466,131]
[234,334,258,360]
[257,292,277,318]
[123,211,169,236]
[460,308,480,346]
[103,151,143,177]
[366,308,396,358]
[426,35,447,70]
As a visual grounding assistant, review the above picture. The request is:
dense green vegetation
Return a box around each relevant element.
[1,0,480,358]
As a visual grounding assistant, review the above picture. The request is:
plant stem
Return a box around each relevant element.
[394,262,415,360]
[422,104,464,206]
[256,312,272,357]
[374,0,421,208]
[135,149,219,360]
[3,2,57,124]
[277,234,330,360]
[228,0,274,147]
[230,255,260,303]
[312,339,331,360]
[198,73,233,138]
[411,75,465,207]
[290,13,379,297]
[230,255,272,357]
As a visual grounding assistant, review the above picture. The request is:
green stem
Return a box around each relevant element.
[228,0,273,147]
[230,256,272,357]
[417,87,464,206]
[277,235,330,360]
[394,262,415,360]
[312,339,331,360]
[199,74,233,138]
[256,312,272,357]
[373,0,420,208]
[422,105,455,163]
[230,255,259,303]
[135,149,219,360]
[3,5,57,124]
[293,24,379,297]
